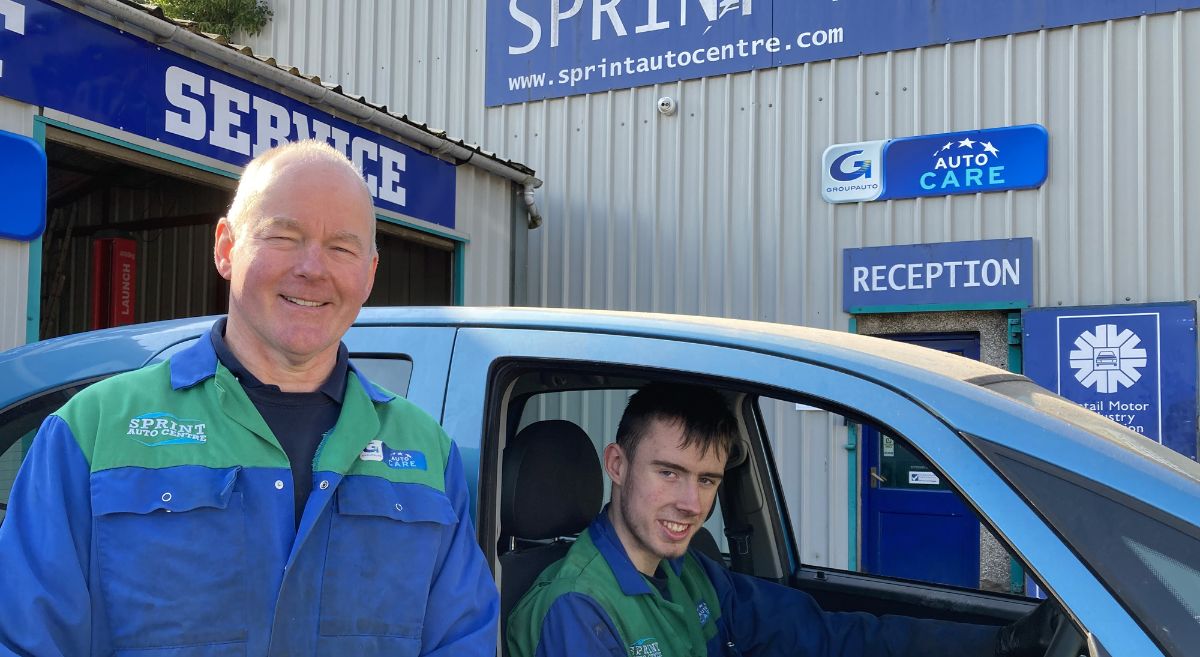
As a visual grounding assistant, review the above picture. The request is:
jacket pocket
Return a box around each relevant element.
[319,476,457,644]
[92,466,248,650]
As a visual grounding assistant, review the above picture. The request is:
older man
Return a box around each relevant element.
[508,383,1057,657]
[0,140,497,656]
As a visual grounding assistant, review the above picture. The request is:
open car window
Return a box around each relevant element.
[486,361,1042,636]
[755,394,1032,596]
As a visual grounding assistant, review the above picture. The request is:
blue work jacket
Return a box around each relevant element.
[510,512,999,657]
[0,332,498,656]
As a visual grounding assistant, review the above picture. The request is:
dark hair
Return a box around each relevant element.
[615,383,738,462]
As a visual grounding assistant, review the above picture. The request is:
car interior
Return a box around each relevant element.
[483,360,1090,656]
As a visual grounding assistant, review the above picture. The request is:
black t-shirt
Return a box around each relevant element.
[210,319,348,528]
[645,566,673,601]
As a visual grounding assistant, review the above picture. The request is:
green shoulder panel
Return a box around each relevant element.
[507,530,723,657]
[316,374,452,492]
[55,361,453,489]
[55,362,287,472]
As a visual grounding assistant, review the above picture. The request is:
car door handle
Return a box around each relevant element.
[869,467,886,488]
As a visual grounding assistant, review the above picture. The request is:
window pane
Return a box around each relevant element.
[349,357,413,397]
[0,384,95,524]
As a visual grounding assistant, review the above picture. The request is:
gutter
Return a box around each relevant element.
[70,0,545,202]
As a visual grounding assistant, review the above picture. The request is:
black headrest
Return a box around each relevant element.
[501,420,602,540]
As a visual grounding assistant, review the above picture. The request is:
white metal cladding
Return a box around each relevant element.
[240,6,1200,568]
[0,98,36,350]
[455,166,517,306]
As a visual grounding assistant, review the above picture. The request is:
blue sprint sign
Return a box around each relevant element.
[823,125,1048,203]
[486,1,1200,106]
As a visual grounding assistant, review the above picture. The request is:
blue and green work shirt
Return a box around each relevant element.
[0,327,498,656]
[507,510,1000,657]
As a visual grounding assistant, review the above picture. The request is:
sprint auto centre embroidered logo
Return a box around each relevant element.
[126,412,208,446]
[697,601,711,626]
[358,440,428,470]
[627,638,663,657]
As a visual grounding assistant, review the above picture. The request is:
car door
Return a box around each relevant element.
[442,325,1160,656]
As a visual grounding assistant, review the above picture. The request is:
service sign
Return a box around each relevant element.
[0,130,46,241]
[842,238,1034,313]
[486,1,1200,106]
[0,0,457,229]
[1022,303,1199,459]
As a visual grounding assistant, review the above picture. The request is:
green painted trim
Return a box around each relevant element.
[38,117,239,181]
[26,119,48,344]
[376,214,469,245]
[846,316,859,570]
[848,301,1028,314]
[1006,311,1025,593]
[453,243,466,306]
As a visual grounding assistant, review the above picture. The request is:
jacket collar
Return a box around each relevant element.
[168,320,394,404]
[589,505,686,597]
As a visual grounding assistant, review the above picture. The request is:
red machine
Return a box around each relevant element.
[90,237,137,329]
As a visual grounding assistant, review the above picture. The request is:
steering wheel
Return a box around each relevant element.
[1042,604,1086,657]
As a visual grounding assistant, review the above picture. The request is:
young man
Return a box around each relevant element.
[508,383,1057,657]
[0,141,497,656]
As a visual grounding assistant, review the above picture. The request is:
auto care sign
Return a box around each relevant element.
[823,125,1048,203]
[1022,303,1199,459]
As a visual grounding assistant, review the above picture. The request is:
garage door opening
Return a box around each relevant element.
[38,128,455,340]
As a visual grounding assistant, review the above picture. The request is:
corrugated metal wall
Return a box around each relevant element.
[240,6,1200,568]
[455,165,518,306]
[0,97,35,351]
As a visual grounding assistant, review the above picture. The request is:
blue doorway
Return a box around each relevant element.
[861,332,981,588]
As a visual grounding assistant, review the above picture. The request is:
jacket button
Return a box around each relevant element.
[320,480,330,490]
[394,503,403,512]
[161,492,172,502]
[274,480,285,490]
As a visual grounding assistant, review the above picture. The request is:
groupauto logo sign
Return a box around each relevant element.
[830,150,871,181]
[822,140,885,203]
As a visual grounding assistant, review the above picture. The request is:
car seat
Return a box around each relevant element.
[498,419,603,647]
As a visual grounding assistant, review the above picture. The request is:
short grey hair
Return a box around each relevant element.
[225,139,377,253]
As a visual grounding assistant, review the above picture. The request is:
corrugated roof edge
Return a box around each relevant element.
[69,0,540,187]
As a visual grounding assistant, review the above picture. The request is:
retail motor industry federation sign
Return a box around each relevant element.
[1022,303,1199,460]
[823,125,1048,203]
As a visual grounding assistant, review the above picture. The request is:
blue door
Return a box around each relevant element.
[862,333,981,588]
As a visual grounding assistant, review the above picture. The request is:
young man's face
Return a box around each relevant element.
[605,417,728,575]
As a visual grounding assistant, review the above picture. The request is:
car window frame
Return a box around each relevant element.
[442,325,1156,653]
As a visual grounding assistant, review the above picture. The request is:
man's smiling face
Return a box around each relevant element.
[606,417,727,575]
[215,153,377,371]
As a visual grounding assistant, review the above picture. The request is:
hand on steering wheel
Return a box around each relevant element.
[994,600,1065,657]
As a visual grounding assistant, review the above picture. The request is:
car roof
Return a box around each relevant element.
[3,307,1197,522]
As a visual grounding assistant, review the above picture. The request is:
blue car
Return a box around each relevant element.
[1,307,1196,657]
